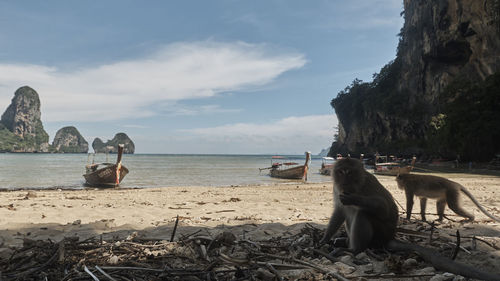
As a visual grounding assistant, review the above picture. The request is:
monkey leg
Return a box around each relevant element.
[329,213,374,256]
[436,199,446,221]
[446,191,475,221]
[347,213,373,254]
[405,190,414,220]
[419,197,427,221]
[320,208,346,245]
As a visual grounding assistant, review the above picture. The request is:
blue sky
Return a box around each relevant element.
[0,0,403,154]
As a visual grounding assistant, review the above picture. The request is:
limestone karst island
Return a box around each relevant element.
[0,86,135,153]
[1,1,500,281]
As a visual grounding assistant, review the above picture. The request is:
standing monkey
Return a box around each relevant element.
[319,158,399,254]
[396,173,500,222]
[318,158,500,280]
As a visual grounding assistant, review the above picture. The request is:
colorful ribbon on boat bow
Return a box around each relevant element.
[116,163,122,185]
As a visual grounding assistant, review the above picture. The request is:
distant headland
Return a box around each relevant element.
[0,86,134,153]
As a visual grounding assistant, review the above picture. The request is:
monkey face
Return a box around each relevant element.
[333,158,364,192]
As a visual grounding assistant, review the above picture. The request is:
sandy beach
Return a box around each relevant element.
[1,172,500,278]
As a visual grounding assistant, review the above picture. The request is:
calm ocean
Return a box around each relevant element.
[0,153,331,190]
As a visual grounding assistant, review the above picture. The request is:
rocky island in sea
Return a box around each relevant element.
[51,126,89,153]
[0,86,50,152]
[92,133,135,154]
[0,86,134,153]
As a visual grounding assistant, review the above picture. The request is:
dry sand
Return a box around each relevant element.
[1,171,500,277]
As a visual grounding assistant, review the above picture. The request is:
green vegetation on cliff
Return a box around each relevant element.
[0,86,49,152]
[52,126,88,153]
[332,59,406,124]
[0,122,48,152]
[0,124,21,152]
[329,0,500,161]
[429,72,500,161]
[331,70,500,161]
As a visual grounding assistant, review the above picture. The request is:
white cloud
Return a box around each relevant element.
[178,114,337,154]
[121,124,149,129]
[157,103,242,116]
[0,41,306,122]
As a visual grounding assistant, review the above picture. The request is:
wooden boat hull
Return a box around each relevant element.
[374,165,412,176]
[270,165,307,180]
[84,164,129,187]
[319,164,333,176]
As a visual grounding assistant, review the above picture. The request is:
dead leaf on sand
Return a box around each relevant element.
[65,196,93,200]
[168,206,192,210]
[0,204,17,211]
[222,197,241,202]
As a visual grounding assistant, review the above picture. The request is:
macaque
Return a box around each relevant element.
[396,174,500,222]
[320,158,399,254]
[318,158,500,280]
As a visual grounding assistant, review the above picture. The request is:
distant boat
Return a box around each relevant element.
[429,158,457,168]
[319,156,335,176]
[374,155,416,176]
[83,144,129,187]
[260,152,311,180]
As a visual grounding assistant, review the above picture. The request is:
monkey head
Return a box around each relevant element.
[332,158,365,193]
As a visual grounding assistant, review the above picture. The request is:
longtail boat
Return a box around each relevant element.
[319,157,335,176]
[83,144,129,187]
[374,156,416,176]
[261,152,311,181]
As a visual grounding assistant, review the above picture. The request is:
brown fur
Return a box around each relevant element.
[396,173,500,222]
[320,158,398,254]
[318,160,500,280]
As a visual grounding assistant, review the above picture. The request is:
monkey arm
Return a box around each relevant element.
[340,193,393,217]
[320,207,345,244]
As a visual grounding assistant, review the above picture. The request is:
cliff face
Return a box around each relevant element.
[331,0,500,159]
[0,86,49,152]
[399,0,500,102]
[52,126,88,153]
[92,133,135,154]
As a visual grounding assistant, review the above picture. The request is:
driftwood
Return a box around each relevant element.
[0,220,499,280]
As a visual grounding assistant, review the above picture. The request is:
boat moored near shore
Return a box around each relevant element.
[260,152,311,181]
[83,144,129,187]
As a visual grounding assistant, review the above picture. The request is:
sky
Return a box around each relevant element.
[0,0,404,154]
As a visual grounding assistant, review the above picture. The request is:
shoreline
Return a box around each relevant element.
[0,179,333,192]
[1,165,499,192]
[1,172,500,275]
[0,171,499,235]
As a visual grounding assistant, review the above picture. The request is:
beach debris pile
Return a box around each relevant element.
[0,219,499,280]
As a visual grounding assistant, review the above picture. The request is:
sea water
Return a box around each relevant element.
[0,153,331,190]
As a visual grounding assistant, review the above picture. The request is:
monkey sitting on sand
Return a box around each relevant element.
[319,157,399,254]
[318,158,500,280]
[396,173,500,222]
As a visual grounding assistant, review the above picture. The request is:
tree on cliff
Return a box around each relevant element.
[429,73,500,161]
[329,0,500,162]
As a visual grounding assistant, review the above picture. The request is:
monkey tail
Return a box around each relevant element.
[387,240,500,281]
[459,184,500,222]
